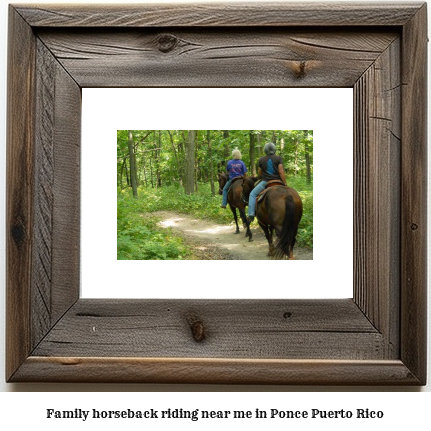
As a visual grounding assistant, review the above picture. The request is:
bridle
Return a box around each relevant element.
[218,174,227,194]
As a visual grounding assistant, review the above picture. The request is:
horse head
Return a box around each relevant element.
[217,172,228,194]
[241,176,258,200]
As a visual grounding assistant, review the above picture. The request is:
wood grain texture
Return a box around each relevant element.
[37,29,398,88]
[32,299,383,360]
[31,39,81,349]
[6,7,36,381]
[32,40,56,347]
[400,3,428,384]
[50,52,81,324]
[6,2,427,385]
[7,7,82,382]
[12,357,420,385]
[15,2,423,27]
[353,38,401,358]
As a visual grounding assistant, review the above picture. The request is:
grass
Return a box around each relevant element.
[117,197,192,260]
[117,177,313,260]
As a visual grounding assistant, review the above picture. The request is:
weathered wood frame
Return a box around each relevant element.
[6,2,427,385]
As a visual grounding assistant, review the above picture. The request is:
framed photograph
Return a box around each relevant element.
[6,2,427,384]
[82,88,352,300]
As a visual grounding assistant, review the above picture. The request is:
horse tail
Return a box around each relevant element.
[274,189,303,259]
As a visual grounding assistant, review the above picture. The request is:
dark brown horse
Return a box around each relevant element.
[217,173,257,241]
[255,185,303,259]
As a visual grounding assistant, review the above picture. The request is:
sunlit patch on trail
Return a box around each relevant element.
[158,217,185,227]
[158,216,233,236]
[186,226,232,235]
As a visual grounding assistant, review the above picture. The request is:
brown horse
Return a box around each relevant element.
[255,185,303,259]
[217,173,257,241]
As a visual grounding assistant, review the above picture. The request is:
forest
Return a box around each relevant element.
[117,130,313,260]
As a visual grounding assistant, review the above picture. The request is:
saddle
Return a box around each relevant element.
[256,180,285,204]
[231,176,244,185]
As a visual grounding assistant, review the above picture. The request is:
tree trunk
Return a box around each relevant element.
[256,132,262,161]
[167,130,181,183]
[125,162,129,186]
[184,130,196,195]
[119,157,127,189]
[128,130,138,198]
[194,131,199,192]
[155,131,162,188]
[249,131,256,176]
[304,130,312,183]
[141,154,148,187]
[223,130,230,166]
[149,157,154,188]
[133,141,140,187]
[207,130,215,195]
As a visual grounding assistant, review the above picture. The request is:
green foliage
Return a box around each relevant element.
[118,176,313,257]
[117,130,313,190]
[288,176,313,248]
[117,194,191,260]
[119,182,233,225]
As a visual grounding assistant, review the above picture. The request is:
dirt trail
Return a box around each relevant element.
[152,211,313,260]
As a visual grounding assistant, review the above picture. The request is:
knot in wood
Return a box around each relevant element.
[157,34,178,53]
[186,314,206,342]
[294,61,307,79]
[11,222,25,245]
[410,223,419,231]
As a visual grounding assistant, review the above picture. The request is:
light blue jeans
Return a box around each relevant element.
[222,179,233,206]
[248,181,267,216]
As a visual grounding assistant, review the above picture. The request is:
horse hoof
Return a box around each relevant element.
[235,231,240,234]
[249,237,253,242]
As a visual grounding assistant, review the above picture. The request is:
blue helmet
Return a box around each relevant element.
[264,142,276,155]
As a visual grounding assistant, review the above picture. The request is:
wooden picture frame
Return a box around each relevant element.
[6,2,427,385]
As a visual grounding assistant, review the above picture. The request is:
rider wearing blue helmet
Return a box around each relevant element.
[247,142,286,222]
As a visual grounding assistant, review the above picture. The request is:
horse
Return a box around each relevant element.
[255,184,303,259]
[217,173,257,241]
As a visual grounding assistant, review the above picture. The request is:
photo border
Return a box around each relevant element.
[82,90,353,300]
[6,2,427,385]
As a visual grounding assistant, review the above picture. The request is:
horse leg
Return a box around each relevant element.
[239,208,252,241]
[288,232,299,259]
[259,222,274,256]
[269,226,275,244]
[229,204,240,234]
[268,226,276,256]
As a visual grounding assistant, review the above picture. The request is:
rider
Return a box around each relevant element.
[221,148,247,208]
[247,142,286,222]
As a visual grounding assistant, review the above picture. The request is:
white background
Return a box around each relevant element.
[81,87,353,299]
[0,0,429,420]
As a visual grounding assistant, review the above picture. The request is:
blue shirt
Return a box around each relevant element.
[227,159,247,179]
